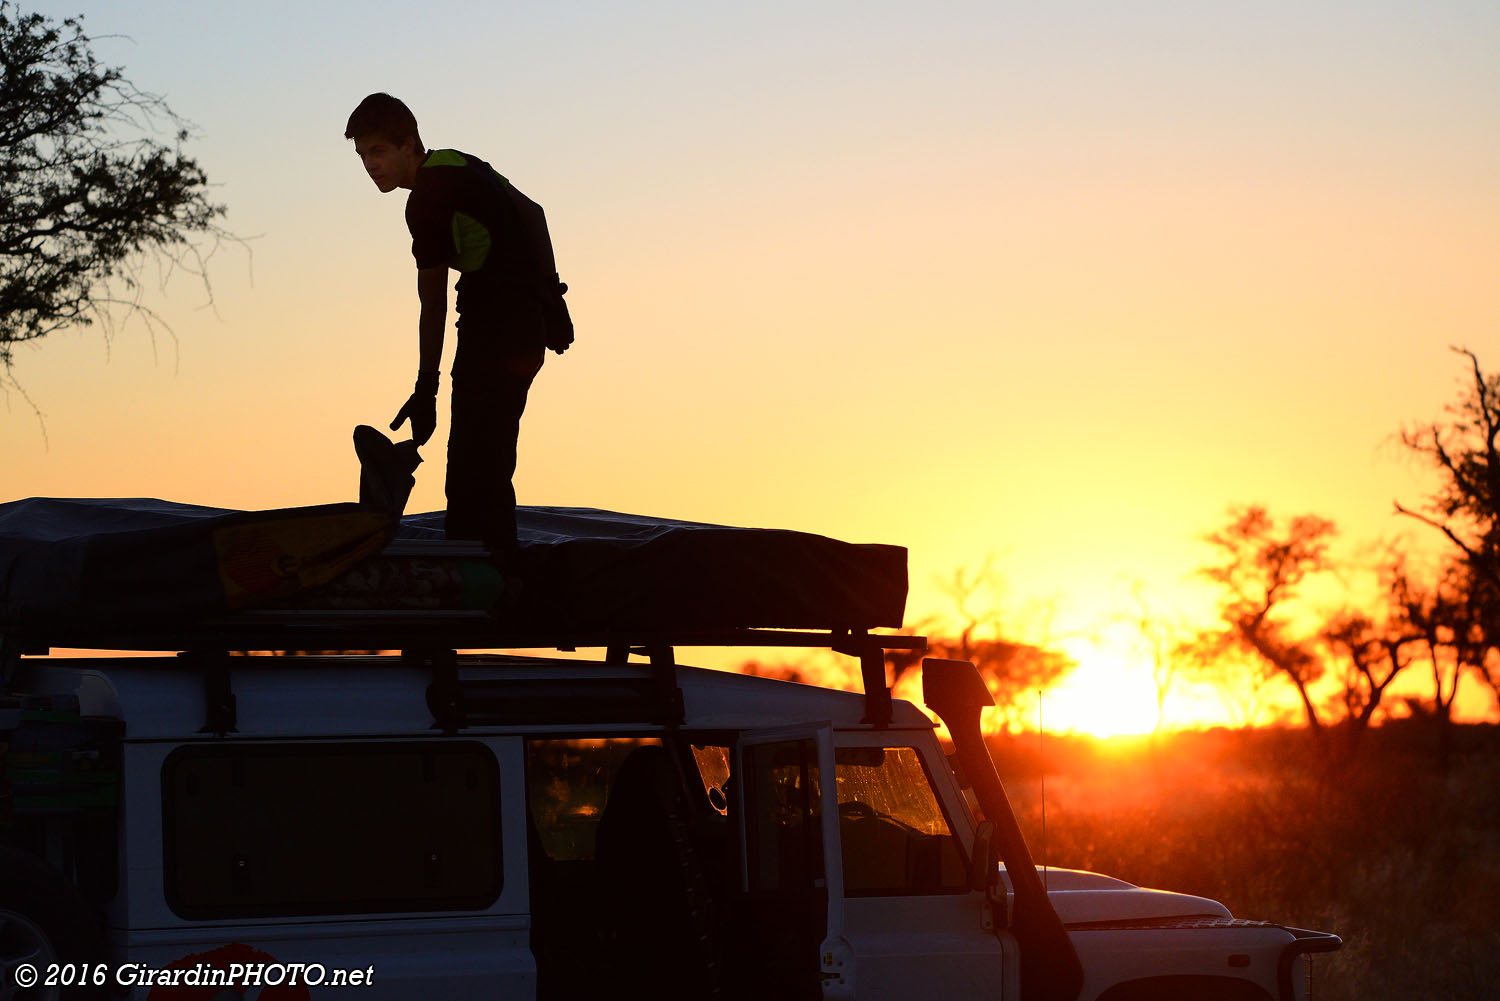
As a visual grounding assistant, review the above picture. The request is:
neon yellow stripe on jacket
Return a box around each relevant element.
[450,211,491,272]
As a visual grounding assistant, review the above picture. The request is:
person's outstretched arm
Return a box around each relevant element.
[391,265,448,445]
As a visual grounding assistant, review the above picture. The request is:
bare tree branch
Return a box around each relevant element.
[1,3,247,398]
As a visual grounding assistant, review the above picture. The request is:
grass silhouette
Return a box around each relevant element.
[983,723,1500,1001]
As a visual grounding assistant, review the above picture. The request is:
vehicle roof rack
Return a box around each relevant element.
[2,621,924,731]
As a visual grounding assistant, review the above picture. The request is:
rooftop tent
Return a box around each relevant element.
[0,498,397,632]
[0,498,908,641]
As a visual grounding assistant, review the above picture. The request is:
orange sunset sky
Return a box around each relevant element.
[5,1,1500,733]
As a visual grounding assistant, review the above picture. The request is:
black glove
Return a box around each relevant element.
[544,278,574,355]
[391,370,439,446]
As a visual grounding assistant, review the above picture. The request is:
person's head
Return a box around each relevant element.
[345,93,425,192]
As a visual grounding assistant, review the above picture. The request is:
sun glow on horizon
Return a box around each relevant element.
[1038,640,1164,738]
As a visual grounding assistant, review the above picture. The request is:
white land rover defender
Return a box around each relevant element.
[0,498,1339,1001]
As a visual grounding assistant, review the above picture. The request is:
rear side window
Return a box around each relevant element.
[526,737,662,860]
[162,742,501,918]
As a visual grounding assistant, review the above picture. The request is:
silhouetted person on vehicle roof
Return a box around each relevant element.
[345,93,572,564]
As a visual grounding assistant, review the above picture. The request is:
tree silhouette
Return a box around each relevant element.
[1388,560,1489,769]
[1123,584,1187,733]
[1190,505,1337,732]
[1397,346,1500,600]
[1394,347,1500,751]
[899,562,1073,732]
[1,4,228,385]
[1476,646,1500,715]
[1175,630,1282,728]
[921,633,1072,733]
[1318,606,1414,747]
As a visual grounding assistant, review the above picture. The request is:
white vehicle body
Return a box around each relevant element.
[3,648,1339,1001]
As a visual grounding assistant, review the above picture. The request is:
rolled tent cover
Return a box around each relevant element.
[0,498,908,637]
[0,498,397,630]
[498,506,906,630]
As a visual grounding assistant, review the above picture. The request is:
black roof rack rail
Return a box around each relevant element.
[3,623,925,729]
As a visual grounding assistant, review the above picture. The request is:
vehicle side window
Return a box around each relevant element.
[742,739,824,892]
[690,743,731,815]
[835,746,968,896]
[162,742,501,919]
[525,737,661,860]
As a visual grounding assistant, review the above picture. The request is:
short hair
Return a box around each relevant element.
[345,93,423,151]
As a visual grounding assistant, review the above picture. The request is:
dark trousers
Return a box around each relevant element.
[444,336,545,554]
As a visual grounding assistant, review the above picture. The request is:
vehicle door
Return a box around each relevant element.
[833,731,1011,1001]
[731,724,851,1001]
[121,736,533,1000]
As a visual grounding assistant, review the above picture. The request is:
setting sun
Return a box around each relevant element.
[1039,641,1163,738]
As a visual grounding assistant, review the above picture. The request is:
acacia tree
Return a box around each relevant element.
[1388,561,1491,768]
[1190,505,1337,733]
[882,562,1072,732]
[1319,607,1414,747]
[1395,347,1500,742]
[1,3,227,381]
[1397,347,1500,600]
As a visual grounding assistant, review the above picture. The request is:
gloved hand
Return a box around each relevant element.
[391,370,440,446]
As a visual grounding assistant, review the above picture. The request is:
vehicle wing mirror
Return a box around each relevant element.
[970,819,1000,893]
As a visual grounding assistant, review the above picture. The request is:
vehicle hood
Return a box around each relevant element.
[1000,866,1233,925]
